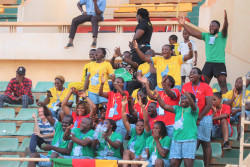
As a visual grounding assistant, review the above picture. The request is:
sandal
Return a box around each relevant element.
[91,42,96,48]
[64,43,74,49]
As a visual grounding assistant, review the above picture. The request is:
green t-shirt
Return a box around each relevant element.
[97,131,123,158]
[145,136,171,159]
[48,121,71,156]
[172,106,199,141]
[71,128,95,157]
[128,127,151,156]
[202,31,227,63]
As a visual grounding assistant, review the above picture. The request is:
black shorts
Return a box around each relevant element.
[202,62,227,78]
[131,45,151,65]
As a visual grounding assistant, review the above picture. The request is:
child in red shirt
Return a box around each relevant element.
[211,92,232,150]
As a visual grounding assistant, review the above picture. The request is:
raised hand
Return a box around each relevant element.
[111,74,116,83]
[132,40,138,49]
[101,73,106,84]
[70,87,76,94]
[224,10,227,20]
[178,16,185,26]
[184,91,191,99]
[188,42,193,50]
[153,90,159,99]
[122,96,128,107]
[137,76,148,84]
[78,91,87,98]
[233,88,238,98]
[114,47,122,57]
[37,101,45,107]
[32,113,36,120]
[138,95,143,107]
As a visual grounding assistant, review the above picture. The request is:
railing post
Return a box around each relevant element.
[176,4,179,18]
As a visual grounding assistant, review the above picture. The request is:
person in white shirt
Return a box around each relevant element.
[178,29,198,84]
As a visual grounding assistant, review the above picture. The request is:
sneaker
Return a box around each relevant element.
[223,141,232,150]
[91,42,96,48]
[25,147,31,156]
[64,43,74,49]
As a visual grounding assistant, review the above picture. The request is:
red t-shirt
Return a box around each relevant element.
[133,100,154,120]
[105,91,129,121]
[182,82,213,116]
[156,89,181,126]
[211,104,233,136]
[71,111,90,128]
[148,116,163,130]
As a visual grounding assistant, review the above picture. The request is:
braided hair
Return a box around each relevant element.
[137,8,151,23]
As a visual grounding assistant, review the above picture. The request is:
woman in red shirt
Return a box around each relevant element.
[182,67,213,167]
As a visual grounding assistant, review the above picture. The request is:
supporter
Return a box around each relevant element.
[0,66,33,108]
[130,8,153,66]
[43,75,73,119]
[182,67,213,167]
[145,121,171,167]
[92,106,106,130]
[65,0,106,48]
[110,47,137,92]
[132,40,193,92]
[138,75,181,138]
[178,10,229,94]
[211,92,232,150]
[179,30,198,84]
[83,48,114,107]
[137,49,157,90]
[223,77,250,137]
[59,87,97,129]
[169,35,180,56]
[93,119,123,160]
[155,91,198,167]
[129,87,154,120]
[26,108,55,154]
[68,49,96,96]
[28,102,73,167]
[121,96,151,166]
[99,74,129,139]
[62,117,95,159]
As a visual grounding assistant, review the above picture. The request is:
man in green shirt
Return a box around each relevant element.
[178,10,229,94]
[63,117,95,159]
[28,102,73,167]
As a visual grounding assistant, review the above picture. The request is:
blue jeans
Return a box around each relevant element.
[37,154,51,167]
[29,134,51,153]
[0,94,33,108]
[169,140,197,159]
[166,125,174,138]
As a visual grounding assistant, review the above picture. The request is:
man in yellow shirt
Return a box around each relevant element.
[223,77,250,137]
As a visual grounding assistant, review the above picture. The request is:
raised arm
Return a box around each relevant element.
[132,40,152,63]
[155,90,175,113]
[121,96,131,132]
[162,75,176,99]
[99,74,108,98]
[184,92,197,112]
[110,53,119,69]
[137,76,155,100]
[140,97,150,132]
[78,91,97,118]
[32,113,40,133]
[115,47,138,69]
[183,42,193,61]
[111,74,126,96]
[178,16,202,40]
[222,10,228,37]
[61,89,74,116]
[37,102,55,126]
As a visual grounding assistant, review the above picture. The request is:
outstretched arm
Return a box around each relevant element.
[61,89,74,117]
[137,76,155,100]
[222,10,228,37]
[155,90,175,113]
[140,97,150,132]
[178,16,202,39]
[37,102,55,126]
[132,40,152,63]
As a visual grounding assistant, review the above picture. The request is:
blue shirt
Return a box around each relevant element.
[79,0,106,18]
[38,120,55,141]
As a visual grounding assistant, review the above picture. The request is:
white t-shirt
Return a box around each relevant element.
[178,40,197,64]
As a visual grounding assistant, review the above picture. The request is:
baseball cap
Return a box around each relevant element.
[16,66,26,75]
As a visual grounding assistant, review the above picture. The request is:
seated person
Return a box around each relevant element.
[28,102,73,167]
[27,108,55,154]
[93,106,106,130]
[137,49,157,90]
[121,96,151,165]
[155,91,198,167]
[211,92,232,150]
[92,119,122,160]
[68,49,96,101]
[63,117,95,159]
[111,47,138,93]
[43,75,73,118]
[145,121,171,167]
[0,66,33,108]
[223,77,250,137]
[60,87,96,129]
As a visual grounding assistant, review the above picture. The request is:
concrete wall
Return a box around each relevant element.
[199,0,250,85]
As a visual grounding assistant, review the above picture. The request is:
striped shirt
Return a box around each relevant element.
[38,120,54,141]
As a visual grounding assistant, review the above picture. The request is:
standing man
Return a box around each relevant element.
[65,0,106,49]
[178,10,228,94]
[0,66,33,108]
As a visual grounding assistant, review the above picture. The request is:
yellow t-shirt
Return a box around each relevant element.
[88,61,114,93]
[81,62,94,82]
[223,90,250,108]
[47,87,74,109]
[151,55,183,88]
[132,88,153,103]
[137,62,156,77]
